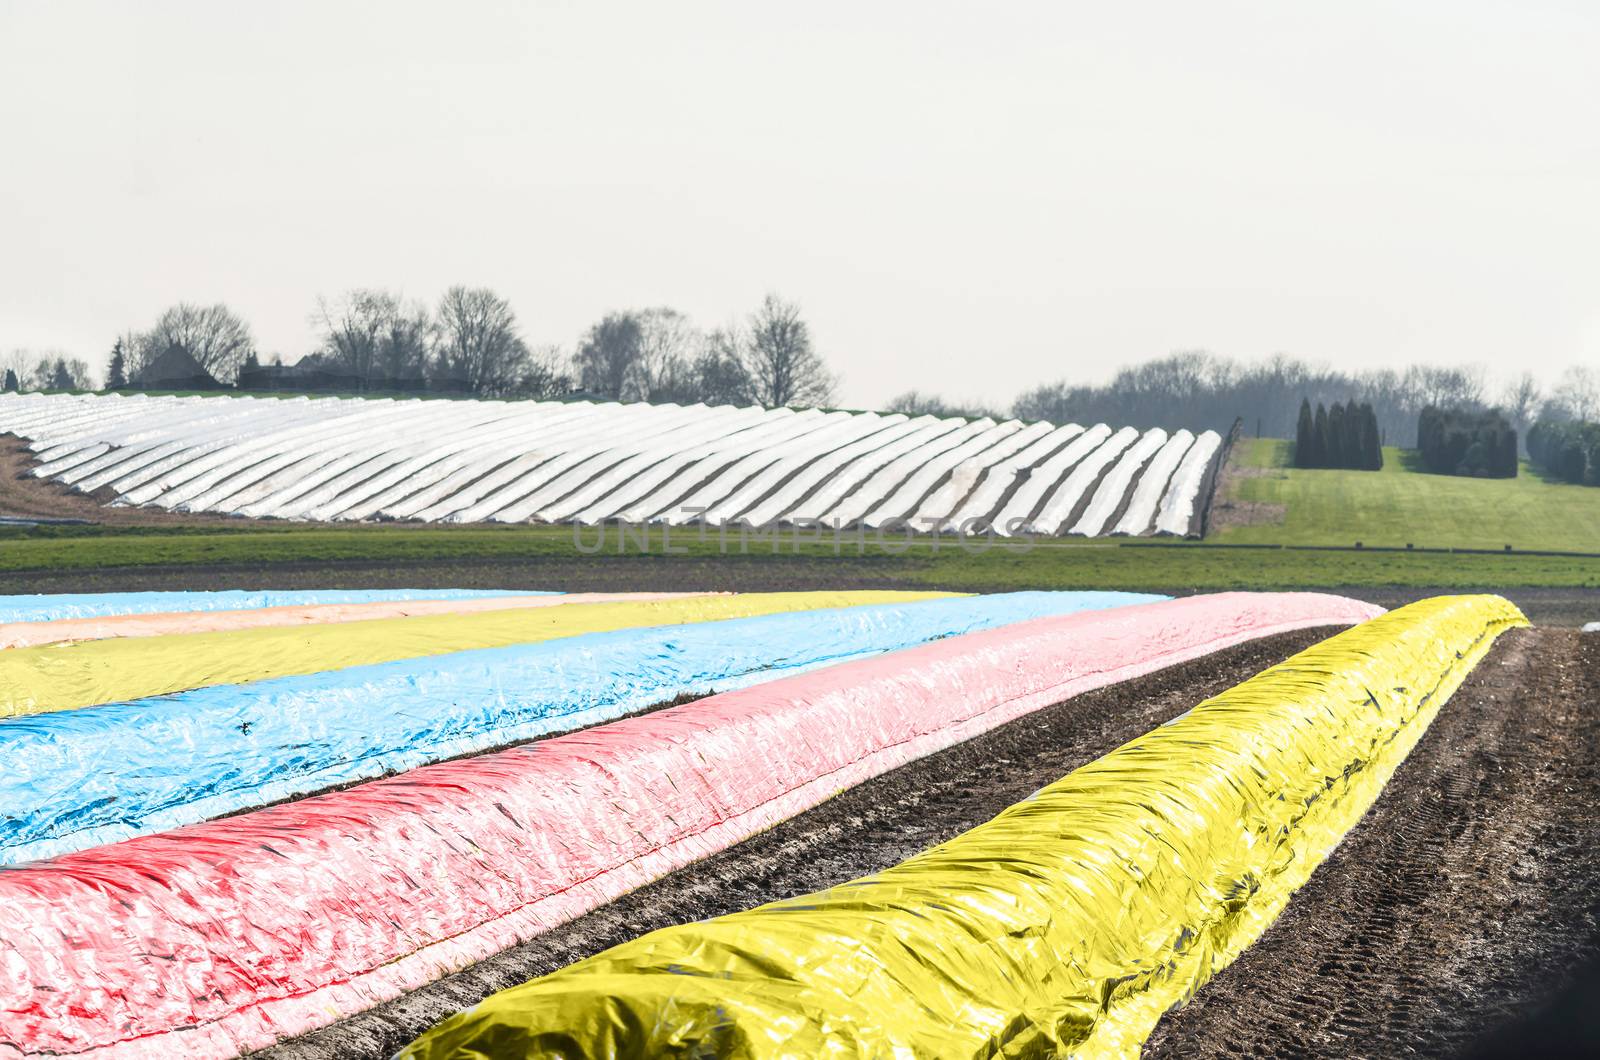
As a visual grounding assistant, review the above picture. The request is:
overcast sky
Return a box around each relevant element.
[1,0,1595,407]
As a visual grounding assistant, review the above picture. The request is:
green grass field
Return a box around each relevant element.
[1,521,1596,591]
[1214,439,1600,552]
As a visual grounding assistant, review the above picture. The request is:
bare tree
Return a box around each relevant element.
[572,306,719,402]
[377,301,433,384]
[314,290,432,388]
[517,344,574,398]
[1499,371,1543,452]
[739,294,836,408]
[645,325,753,407]
[139,303,254,383]
[20,352,92,391]
[0,349,33,391]
[634,307,700,400]
[432,287,530,396]
[1551,365,1600,422]
[106,330,150,382]
[1401,364,1486,410]
[573,312,644,399]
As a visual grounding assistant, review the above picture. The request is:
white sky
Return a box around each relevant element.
[1,0,1596,408]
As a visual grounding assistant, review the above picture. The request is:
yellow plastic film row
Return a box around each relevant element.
[0,590,953,717]
[402,593,1527,1060]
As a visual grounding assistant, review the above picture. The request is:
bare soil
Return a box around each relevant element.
[0,435,235,525]
[1208,459,1288,534]
[1144,626,1600,1058]
[259,629,1334,1059]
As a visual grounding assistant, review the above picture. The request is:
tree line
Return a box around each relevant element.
[0,352,94,393]
[1293,399,1382,470]
[889,353,1598,465]
[998,353,1599,452]
[3,290,838,410]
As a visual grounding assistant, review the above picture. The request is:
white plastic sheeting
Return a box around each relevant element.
[0,392,1222,537]
[1113,430,1196,536]
[1000,425,1125,537]
[1155,429,1224,536]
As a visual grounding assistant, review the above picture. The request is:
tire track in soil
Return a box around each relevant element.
[1144,627,1600,1059]
[260,628,1335,1059]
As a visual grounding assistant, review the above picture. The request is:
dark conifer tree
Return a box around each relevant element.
[1327,402,1347,469]
[1,368,16,392]
[1342,401,1362,467]
[1295,398,1314,468]
[1359,402,1383,469]
[1312,403,1330,468]
[107,340,127,390]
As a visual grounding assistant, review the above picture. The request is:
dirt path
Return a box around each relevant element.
[1145,627,1600,1058]
[260,628,1334,1059]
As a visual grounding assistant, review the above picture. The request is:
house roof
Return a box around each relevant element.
[137,345,218,387]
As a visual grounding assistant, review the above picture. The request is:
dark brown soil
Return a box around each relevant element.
[1143,626,1600,1058]
[0,435,239,525]
[1208,452,1287,533]
[258,628,1334,1059]
[1,554,1591,628]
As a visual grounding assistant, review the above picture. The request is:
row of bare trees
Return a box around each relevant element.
[300,289,835,405]
[0,351,94,393]
[293,287,565,397]
[569,296,836,407]
[932,353,1600,452]
[5,290,838,409]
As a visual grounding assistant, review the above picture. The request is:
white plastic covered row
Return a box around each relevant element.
[1112,430,1196,536]
[0,392,1225,537]
[1155,429,1224,536]
[1067,428,1170,537]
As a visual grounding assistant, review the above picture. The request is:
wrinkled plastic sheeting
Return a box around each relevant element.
[1155,429,1223,536]
[0,591,1373,1059]
[0,591,1152,866]
[0,587,531,625]
[0,590,933,718]
[1583,621,1599,633]
[0,591,715,651]
[402,595,1527,1060]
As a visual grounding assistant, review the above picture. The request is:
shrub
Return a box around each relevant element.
[1528,418,1600,486]
[1417,406,1517,478]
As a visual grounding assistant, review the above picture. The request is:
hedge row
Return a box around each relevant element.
[1294,399,1382,470]
[1416,406,1517,478]
[1526,418,1600,486]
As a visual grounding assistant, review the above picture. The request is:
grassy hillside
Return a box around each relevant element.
[1214,439,1600,553]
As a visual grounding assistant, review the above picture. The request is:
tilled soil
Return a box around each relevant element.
[261,628,1334,1059]
[1144,626,1600,1058]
